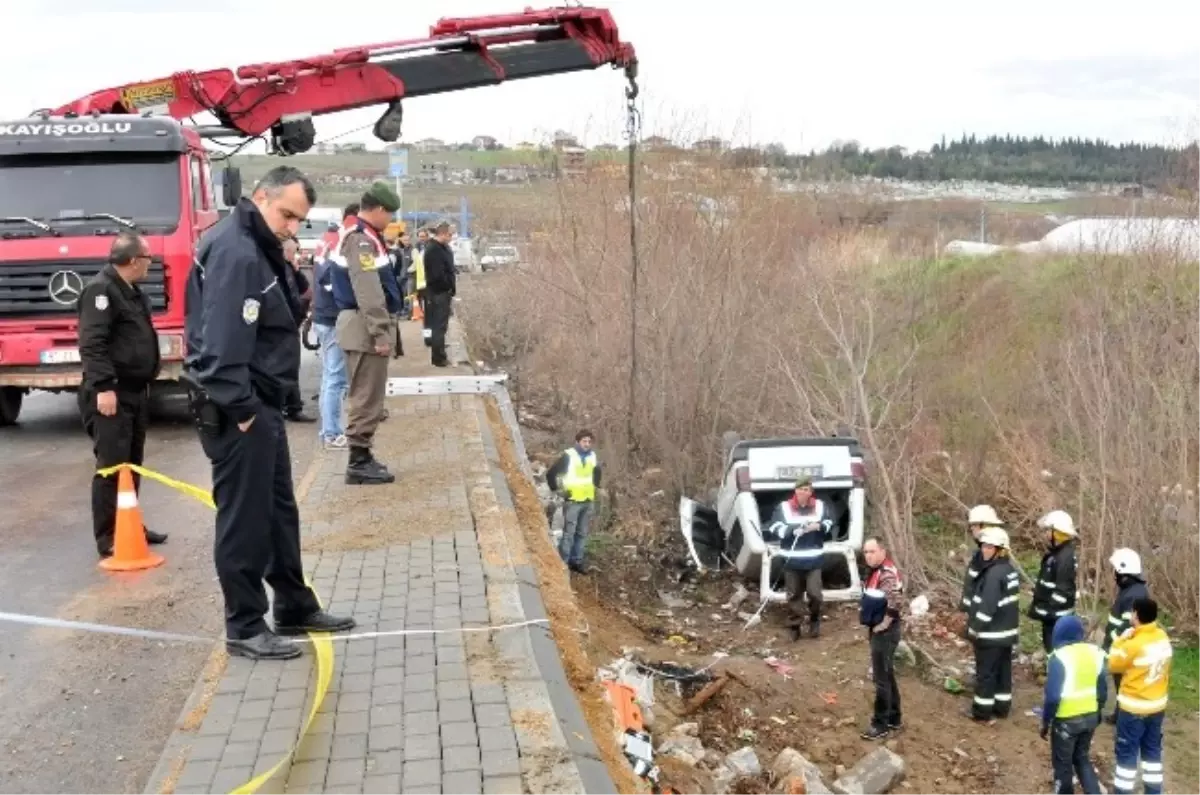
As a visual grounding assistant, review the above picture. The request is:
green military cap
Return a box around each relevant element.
[364,181,401,213]
[795,475,813,488]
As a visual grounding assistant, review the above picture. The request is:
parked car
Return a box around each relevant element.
[480,244,520,271]
[679,432,868,606]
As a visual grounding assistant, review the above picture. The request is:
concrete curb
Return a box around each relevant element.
[472,403,616,795]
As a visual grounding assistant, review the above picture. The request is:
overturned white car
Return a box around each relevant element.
[679,433,867,604]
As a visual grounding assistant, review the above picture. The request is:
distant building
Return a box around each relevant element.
[515,140,537,150]
[559,146,587,176]
[414,137,447,153]
[642,135,673,151]
[472,135,498,150]
[593,143,619,152]
[693,137,726,153]
[552,130,580,150]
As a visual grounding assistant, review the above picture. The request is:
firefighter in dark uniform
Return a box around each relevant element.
[184,166,355,660]
[1103,547,1150,725]
[77,232,168,558]
[330,181,403,485]
[966,526,1021,723]
[1029,510,1079,654]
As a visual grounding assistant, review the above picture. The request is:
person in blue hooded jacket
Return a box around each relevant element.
[1041,614,1108,794]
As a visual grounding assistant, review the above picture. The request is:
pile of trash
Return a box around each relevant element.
[596,651,909,794]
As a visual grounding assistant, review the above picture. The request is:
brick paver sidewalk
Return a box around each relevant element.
[146,316,614,795]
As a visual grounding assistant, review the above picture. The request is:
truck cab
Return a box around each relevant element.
[679,433,868,605]
[0,114,240,424]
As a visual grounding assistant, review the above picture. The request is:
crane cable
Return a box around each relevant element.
[624,64,641,451]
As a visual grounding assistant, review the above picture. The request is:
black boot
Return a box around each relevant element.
[346,446,396,485]
[808,618,821,638]
[227,631,302,661]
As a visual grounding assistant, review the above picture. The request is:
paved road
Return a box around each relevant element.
[0,352,323,794]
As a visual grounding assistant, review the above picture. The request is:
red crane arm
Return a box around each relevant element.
[46,6,636,147]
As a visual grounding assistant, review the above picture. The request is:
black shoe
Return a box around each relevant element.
[285,409,318,423]
[274,611,357,636]
[808,621,821,639]
[97,540,113,558]
[228,631,302,660]
[860,725,891,741]
[432,360,450,368]
[346,448,396,485]
[887,721,903,731]
[144,528,168,545]
[788,626,802,642]
[567,561,589,575]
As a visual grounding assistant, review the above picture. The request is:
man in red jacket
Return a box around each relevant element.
[860,537,904,740]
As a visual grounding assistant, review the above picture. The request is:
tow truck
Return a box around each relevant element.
[0,7,636,425]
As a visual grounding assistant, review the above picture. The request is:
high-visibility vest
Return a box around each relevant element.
[561,448,596,502]
[411,248,427,290]
[1052,642,1106,719]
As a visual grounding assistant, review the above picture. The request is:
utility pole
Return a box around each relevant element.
[979,203,987,243]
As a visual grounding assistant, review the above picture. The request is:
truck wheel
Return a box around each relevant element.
[0,387,23,426]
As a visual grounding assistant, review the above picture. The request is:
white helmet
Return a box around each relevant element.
[978,527,1010,549]
[1110,548,1143,576]
[968,504,1001,526]
[1038,510,1077,537]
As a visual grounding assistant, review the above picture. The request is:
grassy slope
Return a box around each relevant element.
[901,250,1198,686]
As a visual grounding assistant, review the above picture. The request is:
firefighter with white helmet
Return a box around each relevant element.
[966,526,1021,723]
[1104,547,1150,724]
[1029,510,1080,654]
[960,505,1003,615]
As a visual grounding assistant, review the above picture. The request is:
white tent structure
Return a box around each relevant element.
[945,217,1200,260]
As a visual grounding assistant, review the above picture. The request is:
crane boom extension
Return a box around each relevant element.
[45,6,636,153]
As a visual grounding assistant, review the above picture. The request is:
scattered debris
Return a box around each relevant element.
[682,674,729,715]
[893,641,917,668]
[831,747,906,794]
[764,657,795,678]
[908,595,929,619]
[773,748,833,794]
[725,746,762,777]
[659,591,694,610]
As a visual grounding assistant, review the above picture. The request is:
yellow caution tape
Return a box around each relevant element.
[97,462,333,795]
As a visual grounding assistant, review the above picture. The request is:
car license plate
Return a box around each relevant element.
[777,465,823,480]
[40,348,81,364]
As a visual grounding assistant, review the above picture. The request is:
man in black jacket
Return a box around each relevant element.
[77,232,168,558]
[422,221,457,367]
[1029,510,1079,654]
[185,166,355,660]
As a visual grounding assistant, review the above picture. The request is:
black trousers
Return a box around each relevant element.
[869,622,903,728]
[1042,620,1056,655]
[1050,715,1101,794]
[424,291,452,365]
[79,386,148,549]
[197,405,319,639]
[972,644,1014,719]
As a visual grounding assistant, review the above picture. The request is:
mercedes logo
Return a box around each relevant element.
[48,270,85,306]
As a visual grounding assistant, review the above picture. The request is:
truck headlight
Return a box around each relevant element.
[158,334,184,359]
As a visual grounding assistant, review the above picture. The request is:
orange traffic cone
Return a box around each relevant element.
[99,466,165,572]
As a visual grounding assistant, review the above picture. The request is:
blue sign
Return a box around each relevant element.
[388,148,409,178]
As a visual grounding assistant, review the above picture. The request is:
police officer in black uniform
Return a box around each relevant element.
[77,232,169,557]
[184,166,355,660]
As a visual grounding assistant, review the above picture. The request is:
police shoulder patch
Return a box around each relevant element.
[94,294,109,311]
[242,298,260,325]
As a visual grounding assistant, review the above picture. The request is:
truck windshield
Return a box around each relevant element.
[0,153,181,234]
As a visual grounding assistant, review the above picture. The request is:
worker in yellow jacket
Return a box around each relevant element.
[408,227,428,322]
[1107,597,1172,795]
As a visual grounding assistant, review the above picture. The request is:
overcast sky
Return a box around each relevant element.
[2,0,1196,153]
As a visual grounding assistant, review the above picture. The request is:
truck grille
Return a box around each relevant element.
[0,259,167,318]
